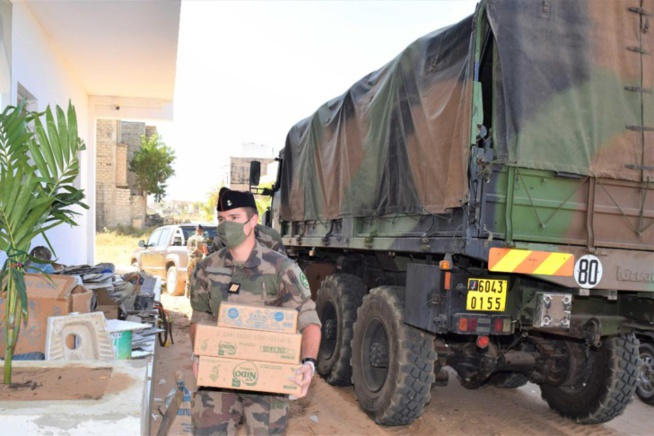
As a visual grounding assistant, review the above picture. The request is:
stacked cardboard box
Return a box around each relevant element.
[0,274,92,357]
[194,303,303,395]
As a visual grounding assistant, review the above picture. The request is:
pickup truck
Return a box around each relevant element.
[131,224,217,296]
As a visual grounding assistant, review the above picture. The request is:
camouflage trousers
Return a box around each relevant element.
[192,387,289,435]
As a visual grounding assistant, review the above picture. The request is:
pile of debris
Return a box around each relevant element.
[58,264,156,318]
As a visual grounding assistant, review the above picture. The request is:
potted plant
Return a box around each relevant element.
[0,101,87,383]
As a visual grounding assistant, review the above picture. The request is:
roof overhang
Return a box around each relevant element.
[24,0,180,104]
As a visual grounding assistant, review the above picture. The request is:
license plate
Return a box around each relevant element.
[466,279,508,312]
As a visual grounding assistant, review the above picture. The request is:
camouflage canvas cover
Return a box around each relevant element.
[281,0,652,222]
[489,0,653,182]
[281,15,475,222]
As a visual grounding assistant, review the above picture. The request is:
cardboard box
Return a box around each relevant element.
[95,288,116,305]
[0,274,92,356]
[217,303,298,334]
[94,288,119,319]
[97,304,119,320]
[197,356,302,395]
[194,324,302,364]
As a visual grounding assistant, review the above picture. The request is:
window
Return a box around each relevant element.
[17,83,37,131]
[172,229,184,246]
[147,229,162,247]
[157,229,171,247]
[17,82,37,110]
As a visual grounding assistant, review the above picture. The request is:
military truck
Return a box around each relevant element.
[254,0,654,426]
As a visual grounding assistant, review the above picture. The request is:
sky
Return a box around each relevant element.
[160,0,479,202]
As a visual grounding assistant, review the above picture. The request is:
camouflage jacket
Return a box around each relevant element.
[187,234,205,258]
[255,225,287,255]
[190,241,320,331]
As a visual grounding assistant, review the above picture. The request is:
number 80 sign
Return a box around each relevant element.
[574,255,603,288]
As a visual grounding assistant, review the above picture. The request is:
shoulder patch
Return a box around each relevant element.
[300,272,310,289]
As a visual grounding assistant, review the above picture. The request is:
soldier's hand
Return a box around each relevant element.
[288,361,315,399]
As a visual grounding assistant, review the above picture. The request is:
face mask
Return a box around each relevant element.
[218,217,252,249]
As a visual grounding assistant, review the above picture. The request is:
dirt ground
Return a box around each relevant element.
[150,294,654,436]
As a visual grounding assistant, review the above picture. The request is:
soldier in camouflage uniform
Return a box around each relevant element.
[186,224,207,297]
[190,188,321,435]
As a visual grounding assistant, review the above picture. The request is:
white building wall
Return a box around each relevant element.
[1,3,175,267]
[9,2,92,265]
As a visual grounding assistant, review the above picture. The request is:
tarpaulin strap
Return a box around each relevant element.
[624,85,652,93]
[628,7,652,16]
[627,46,650,54]
[626,125,654,132]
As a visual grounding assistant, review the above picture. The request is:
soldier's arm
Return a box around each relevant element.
[189,261,215,345]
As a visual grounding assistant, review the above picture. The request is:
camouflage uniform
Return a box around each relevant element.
[186,233,206,295]
[190,241,320,435]
[212,224,287,255]
[254,225,287,255]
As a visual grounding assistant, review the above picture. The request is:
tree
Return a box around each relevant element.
[129,133,175,202]
[0,102,87,383]
[200,186,222,221]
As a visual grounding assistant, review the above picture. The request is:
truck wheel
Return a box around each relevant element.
[165,265,185,296]
[316,273,366,385]
[540,334,640,424]
[636,341,654,405]
[351,286,436,425]
[488,372,529,389]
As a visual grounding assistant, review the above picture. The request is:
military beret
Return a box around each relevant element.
[196,224,204,230]
[217,187,257,212]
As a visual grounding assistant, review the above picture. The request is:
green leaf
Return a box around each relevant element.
[11,269,28,319]
[45,107,64,172]
[34,117,58,178]
[56,105,70,160]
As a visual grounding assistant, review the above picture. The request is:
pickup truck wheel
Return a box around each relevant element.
[316,273,366,386]
[165,265,185,296]
[351,286,436,425]
[636,341,654,405]
[488,372,529,389]
[540,334,640,424]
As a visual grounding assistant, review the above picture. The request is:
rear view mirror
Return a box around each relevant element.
[138,240,145,248]
[249,160,261,187]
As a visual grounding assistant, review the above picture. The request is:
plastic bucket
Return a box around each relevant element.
[110,330,133,360]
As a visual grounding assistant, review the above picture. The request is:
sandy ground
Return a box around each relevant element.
[150,294,654,436]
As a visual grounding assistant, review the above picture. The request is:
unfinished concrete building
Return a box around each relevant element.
[96,120,156,229]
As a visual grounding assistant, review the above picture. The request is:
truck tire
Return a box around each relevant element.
[540,334,640,424]
[165,265,185,296]
[351,286,436,425]
[316,273,366,385]
[488,372,529,389]
[636,341,654,405]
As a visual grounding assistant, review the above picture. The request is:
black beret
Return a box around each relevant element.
[196,224,204,230]
[217,187,257,212]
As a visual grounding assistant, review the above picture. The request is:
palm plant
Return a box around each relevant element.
[0,101,87,383]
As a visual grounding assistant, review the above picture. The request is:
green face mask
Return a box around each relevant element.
[218,218,251,249]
